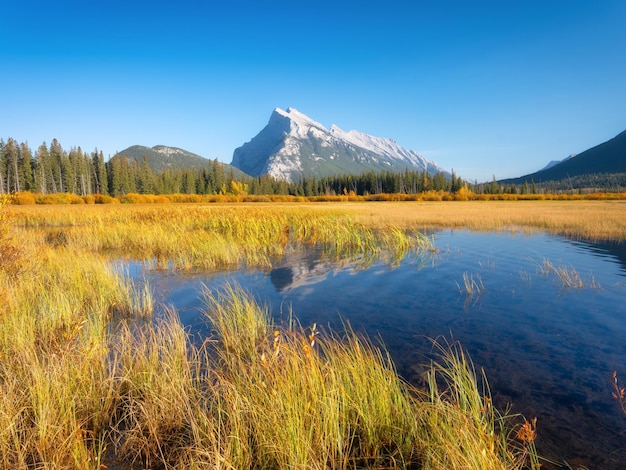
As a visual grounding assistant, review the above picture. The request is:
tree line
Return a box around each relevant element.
[0,137,474,197]
[4,137,621,198]
[0,138,243,197]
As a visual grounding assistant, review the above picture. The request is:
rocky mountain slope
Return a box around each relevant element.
[231,108,447,182]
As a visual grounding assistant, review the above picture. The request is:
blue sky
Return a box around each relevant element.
[1,0,625,182]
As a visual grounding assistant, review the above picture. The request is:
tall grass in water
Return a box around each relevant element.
[422,339,540,470]
[458,272,485,297]
[8,205,432,271]
[2,200,540,468]
[201,285,540,470]
[538,259,584,289]
[203,285,421,468]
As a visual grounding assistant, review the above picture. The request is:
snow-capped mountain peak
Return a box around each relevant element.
[270,107,328,140]
[231,108,448,182]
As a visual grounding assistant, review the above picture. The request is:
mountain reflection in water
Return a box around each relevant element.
[139,230,626,470]
[269,249,339,293]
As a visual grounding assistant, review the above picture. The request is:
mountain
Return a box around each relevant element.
[231,107,448,182]
[500,130,626,185]
[115,145,246,177]
[539,155,575,172]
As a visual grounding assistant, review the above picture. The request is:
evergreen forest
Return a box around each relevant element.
[1,137,624,199]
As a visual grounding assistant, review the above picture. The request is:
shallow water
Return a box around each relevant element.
[133,230,626,469]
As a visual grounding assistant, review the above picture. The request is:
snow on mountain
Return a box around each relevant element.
[231,107,447,182]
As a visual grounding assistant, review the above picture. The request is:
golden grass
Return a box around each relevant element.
[6,204,432,271]
[13,199,625,245]
[340,200,626,242]
[0,199,573,468]
[198,285,538,470]
[0,250,150,468]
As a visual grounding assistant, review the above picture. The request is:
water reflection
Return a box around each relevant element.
[269,248,342,293]
[135,231,626,469]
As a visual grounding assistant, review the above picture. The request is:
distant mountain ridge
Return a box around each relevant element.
[539,154,575,172]
[116,145,246,177]
[231,107,448,182]
[501,130,626,185]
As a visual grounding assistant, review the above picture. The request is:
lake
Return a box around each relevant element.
[130,230,626,469]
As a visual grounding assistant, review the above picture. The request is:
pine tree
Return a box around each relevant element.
[19,142,34,191]
[0,139,5,194]
[107,155,123,196]
[34,142,50,194]
[137,156,156,194]
[49,139,65,193]
[94,150,108,195]
[0,138,21,193]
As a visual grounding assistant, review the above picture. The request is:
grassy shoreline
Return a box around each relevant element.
[8,199,626,243]
[3,200,610,468]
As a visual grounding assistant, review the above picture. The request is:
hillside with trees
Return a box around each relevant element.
[0,137,467,198]
[2,136,624,200]
[499,129,626,189]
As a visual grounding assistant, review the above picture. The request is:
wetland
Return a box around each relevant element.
[2,201,626,469]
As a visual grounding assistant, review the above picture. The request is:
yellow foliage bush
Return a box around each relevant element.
[12,192,36,205]
[94,194,120,204]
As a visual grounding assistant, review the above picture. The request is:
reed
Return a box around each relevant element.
[345,200,626,242]
[538,259,584,289]
[422,338,540,470]
[458,272,486,297]
[610,371,626,415]
[9,199,626,244]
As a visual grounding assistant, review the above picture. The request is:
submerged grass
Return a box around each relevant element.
[458,272,486,297]
[537,258,604,289]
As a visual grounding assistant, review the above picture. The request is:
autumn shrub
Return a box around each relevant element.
[453,187,472,201]
[12,191,36,205]
[167,193,203,203]
[94,194,120,204]
[119,192,146,204]
[34,192,85,204]
[35,194,59,204]
[421,190,444,201]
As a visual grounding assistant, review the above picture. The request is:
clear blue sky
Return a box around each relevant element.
[1,0,625,182]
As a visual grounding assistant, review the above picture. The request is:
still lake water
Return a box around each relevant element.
[131,230,626,469]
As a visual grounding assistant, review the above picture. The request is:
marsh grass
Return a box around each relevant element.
[423,338,542,470]
[346,200,626,243]
[203,285,420,468]
[8,205,432,272]
[200,285,539,470]
[610,371,626,416]
[0,259,541,469]
[458,272,486,297]
[1,202,543,468]
[538,259,584,289]
[0,205,154,468]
